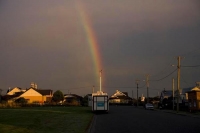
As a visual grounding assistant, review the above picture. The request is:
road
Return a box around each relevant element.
[89,106,199,133]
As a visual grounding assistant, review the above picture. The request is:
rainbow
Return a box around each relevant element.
[76,2,102,82]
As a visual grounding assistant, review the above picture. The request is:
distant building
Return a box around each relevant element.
[160,89,172,101]
[19,88,53,104]
[160,89,175,109]
[4,87,53,104]
[188,86,200,111]
[31,82,37,89]
[7,87,23,95]
[109,90,132,105]
[140,94,145,102]
[63,94,83,106]
[87,94,92,106]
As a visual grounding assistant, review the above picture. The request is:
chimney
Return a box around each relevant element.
[196,82,200,87]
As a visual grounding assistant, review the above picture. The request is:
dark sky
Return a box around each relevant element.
[0,0,200,98]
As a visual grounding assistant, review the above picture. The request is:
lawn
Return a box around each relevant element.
[0,106,93,133]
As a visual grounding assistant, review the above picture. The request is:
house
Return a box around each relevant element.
[7,87,26,95]
[160,88,191,109]
[160,89,174,109]
[109,90,132,105]
[18,88,53,104]
[160,90,172,100]
[5,87,26,103]
[181,87,192,101]
[63,94,83,106]
[187,86,200,112]
[4,87,53,104]
[87,94,92,106]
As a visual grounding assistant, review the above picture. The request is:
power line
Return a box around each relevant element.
[102,86,136,89]
[182,65,200,67]
[139,84,146,89]
[101,84,146,89]
[180,75,191,87]
[150,58,175,78]
[150,68,177,81]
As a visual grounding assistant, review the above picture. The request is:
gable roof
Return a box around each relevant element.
[111,90,126,97]
[19,88,53,97]
[191,87,200,91]
[3,92,24,100]
[20,88,42,97]
[7,87,21,95]
[122,92,128,96]
[161,90,172,97]
[182,87,193,93]
[110,90,132,99]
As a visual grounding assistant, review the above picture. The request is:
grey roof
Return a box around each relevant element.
[34,89,53,95]
[182,87,193,93]
[161,90,172,97]
[64,94,83,99]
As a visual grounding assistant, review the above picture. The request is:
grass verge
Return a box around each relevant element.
[0,106,93,133]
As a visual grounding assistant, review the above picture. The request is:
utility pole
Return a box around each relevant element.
[100,70,102,92]
[146,74,149,103]
[135,80,140,107]
[92,86,95,93]
[177,56,181,113]
[172,78,175,111]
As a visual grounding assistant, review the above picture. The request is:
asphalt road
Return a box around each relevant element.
[89,106,199,133]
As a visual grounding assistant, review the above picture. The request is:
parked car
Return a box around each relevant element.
[145,103,154,110]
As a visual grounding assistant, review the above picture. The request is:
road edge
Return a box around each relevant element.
[87,114,96,133]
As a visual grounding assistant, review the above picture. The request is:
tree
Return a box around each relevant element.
[52,90,64,104]
[82,95,89,106]
[15,97,27,105]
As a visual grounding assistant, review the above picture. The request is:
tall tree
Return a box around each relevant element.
[52,90,64,103]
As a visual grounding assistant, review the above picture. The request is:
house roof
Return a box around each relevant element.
[182,87,193,93]
[25,87,53,95]
[161,90,172,97]
[109,95,132,100]
[7,87,21,95]
[122,92,128,96]
[64,94,83,99]
[110,90,132,99]
[183,87,200,93]
[191,87,200,91]
[35,89,53,95]
[2,88,53,101]
[2,91,24,100]
[15,92,24,96]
